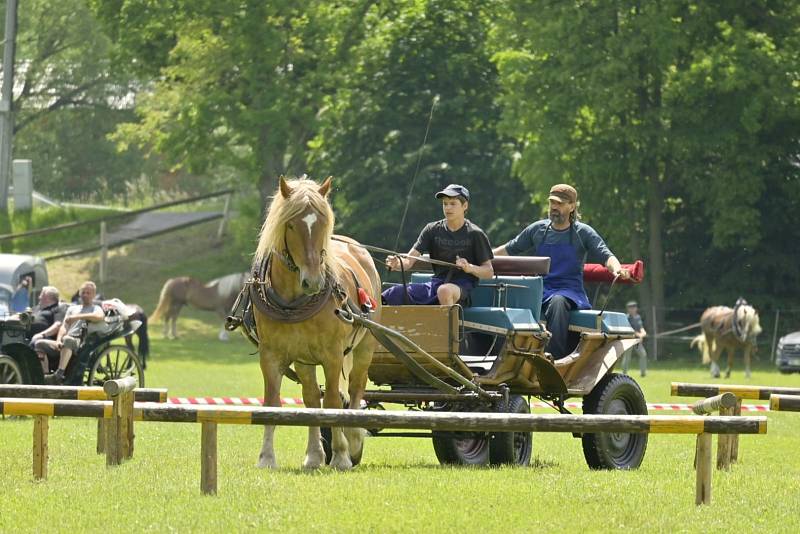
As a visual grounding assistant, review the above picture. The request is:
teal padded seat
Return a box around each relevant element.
[567,310,634,335]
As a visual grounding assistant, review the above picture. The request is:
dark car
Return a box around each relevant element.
[776,331,800,374]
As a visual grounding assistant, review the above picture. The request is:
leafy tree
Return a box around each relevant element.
[310,0,530,249]
[492,0,800,317]
[3,0,146,201]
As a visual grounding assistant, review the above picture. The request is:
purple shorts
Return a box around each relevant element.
[381,277,476,305]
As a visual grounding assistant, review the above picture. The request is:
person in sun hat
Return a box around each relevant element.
[493,184,630,359]
[382,184,494,306]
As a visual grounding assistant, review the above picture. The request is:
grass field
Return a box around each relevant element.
[3,227,800,533]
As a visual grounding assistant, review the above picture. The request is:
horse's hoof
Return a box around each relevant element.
[257,455,278,469]
[329,453,353,471]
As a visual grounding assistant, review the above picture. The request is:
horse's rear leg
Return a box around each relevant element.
[257,358,283,469]
[322,361,351,471]
[744,346,752,379]
[295,363,325,469]
[344,343,374,465]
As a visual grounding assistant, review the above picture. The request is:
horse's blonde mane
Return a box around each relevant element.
[254,178,339,277]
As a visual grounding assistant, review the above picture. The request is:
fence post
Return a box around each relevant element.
[216,193,231,241]
[695,432,713,505]
[651,305,658,361]
[99,221,108,285]
[201,421,218,495]
[770,309,780,364]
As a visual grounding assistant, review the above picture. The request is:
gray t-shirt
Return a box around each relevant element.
[504,220,614,266]
[64,303,109,337]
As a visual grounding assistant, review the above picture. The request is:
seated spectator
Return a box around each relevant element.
[43,281,111,384]
[10,275,33,312]
[27,286,65,373]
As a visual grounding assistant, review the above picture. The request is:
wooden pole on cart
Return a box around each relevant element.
[104,376,137,466]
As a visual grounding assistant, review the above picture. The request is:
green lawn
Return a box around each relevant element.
[2,317,800,533]
[3,227,800,532]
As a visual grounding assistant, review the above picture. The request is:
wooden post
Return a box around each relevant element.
[730,399,742,463]
[651,305,658,361]
[695,432,713,505]
[104,376,137,466]
[216,193,231,241]
[33,415,48,480]
[201,421,218,495]
[99,221,108,285]
[716,406,733,470]
[96,418,106,454]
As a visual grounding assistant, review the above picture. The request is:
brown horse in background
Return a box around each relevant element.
[151,272,247,340]
[253,176,381,470]
[691,298,762,378]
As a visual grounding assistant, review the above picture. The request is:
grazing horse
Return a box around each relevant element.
[252,176,381,470]
[123,304,150,368]
[151,272,248,340]
[691,298,762,379]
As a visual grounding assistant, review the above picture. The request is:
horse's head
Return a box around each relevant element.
[256,175,336,296]
[735,304,762,342]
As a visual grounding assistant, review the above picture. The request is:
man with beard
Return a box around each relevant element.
[493,184,630,359]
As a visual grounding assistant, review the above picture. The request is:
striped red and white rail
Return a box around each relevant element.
[167,397,770,411]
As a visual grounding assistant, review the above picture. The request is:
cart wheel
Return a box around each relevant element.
[0,355,25,384]
[87,345,144,387]
[581,373,648,470]
[431,404,490,466]
[489,395,532,466]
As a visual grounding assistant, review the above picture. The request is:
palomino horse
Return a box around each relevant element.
[252,176,381,470]
[691,298,762,378]
[151,272,247,340]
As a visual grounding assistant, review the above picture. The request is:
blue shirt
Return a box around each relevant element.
[504,220,614,266]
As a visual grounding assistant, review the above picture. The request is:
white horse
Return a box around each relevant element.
[151,272,248,340]
[691,299,762,378]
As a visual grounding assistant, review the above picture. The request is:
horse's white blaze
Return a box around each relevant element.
[302,212,317,237]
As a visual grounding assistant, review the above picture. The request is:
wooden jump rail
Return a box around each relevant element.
[670,382,797,470]
[770,394,800,412]
[0,380,167,473]
[0,398,766,504]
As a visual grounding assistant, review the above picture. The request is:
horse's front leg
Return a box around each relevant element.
[295,363,325,469]
[744,345,752,379]
[344,342,374,466]
[725,346,733,379]
[257,357,283,469]
[709,342,721,378]
[322,359,351,471]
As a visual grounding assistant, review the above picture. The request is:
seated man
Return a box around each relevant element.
[27,286,65,374]
[42,281,111,384]
[381,184,494,306]
[493,184,630,359]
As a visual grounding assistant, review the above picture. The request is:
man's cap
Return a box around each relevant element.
[548,183,577,203]
[435,184,470,200]
[626,300,638,307]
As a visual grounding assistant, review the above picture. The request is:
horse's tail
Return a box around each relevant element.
[150,279,175,322]
[690,334,710,364]
[137,312,150,359]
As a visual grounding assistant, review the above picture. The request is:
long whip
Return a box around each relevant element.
[392,94,439,253]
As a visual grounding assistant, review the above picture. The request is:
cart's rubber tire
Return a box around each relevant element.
[87,345,144,387]
[489,395,533,466]
[0,354,25,384]
[581,373,648,470]
[432,430,490,466]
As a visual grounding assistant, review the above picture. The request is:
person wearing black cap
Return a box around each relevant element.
[493,183,630,359]
[622,301,647,377]
[382,184,494,306]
